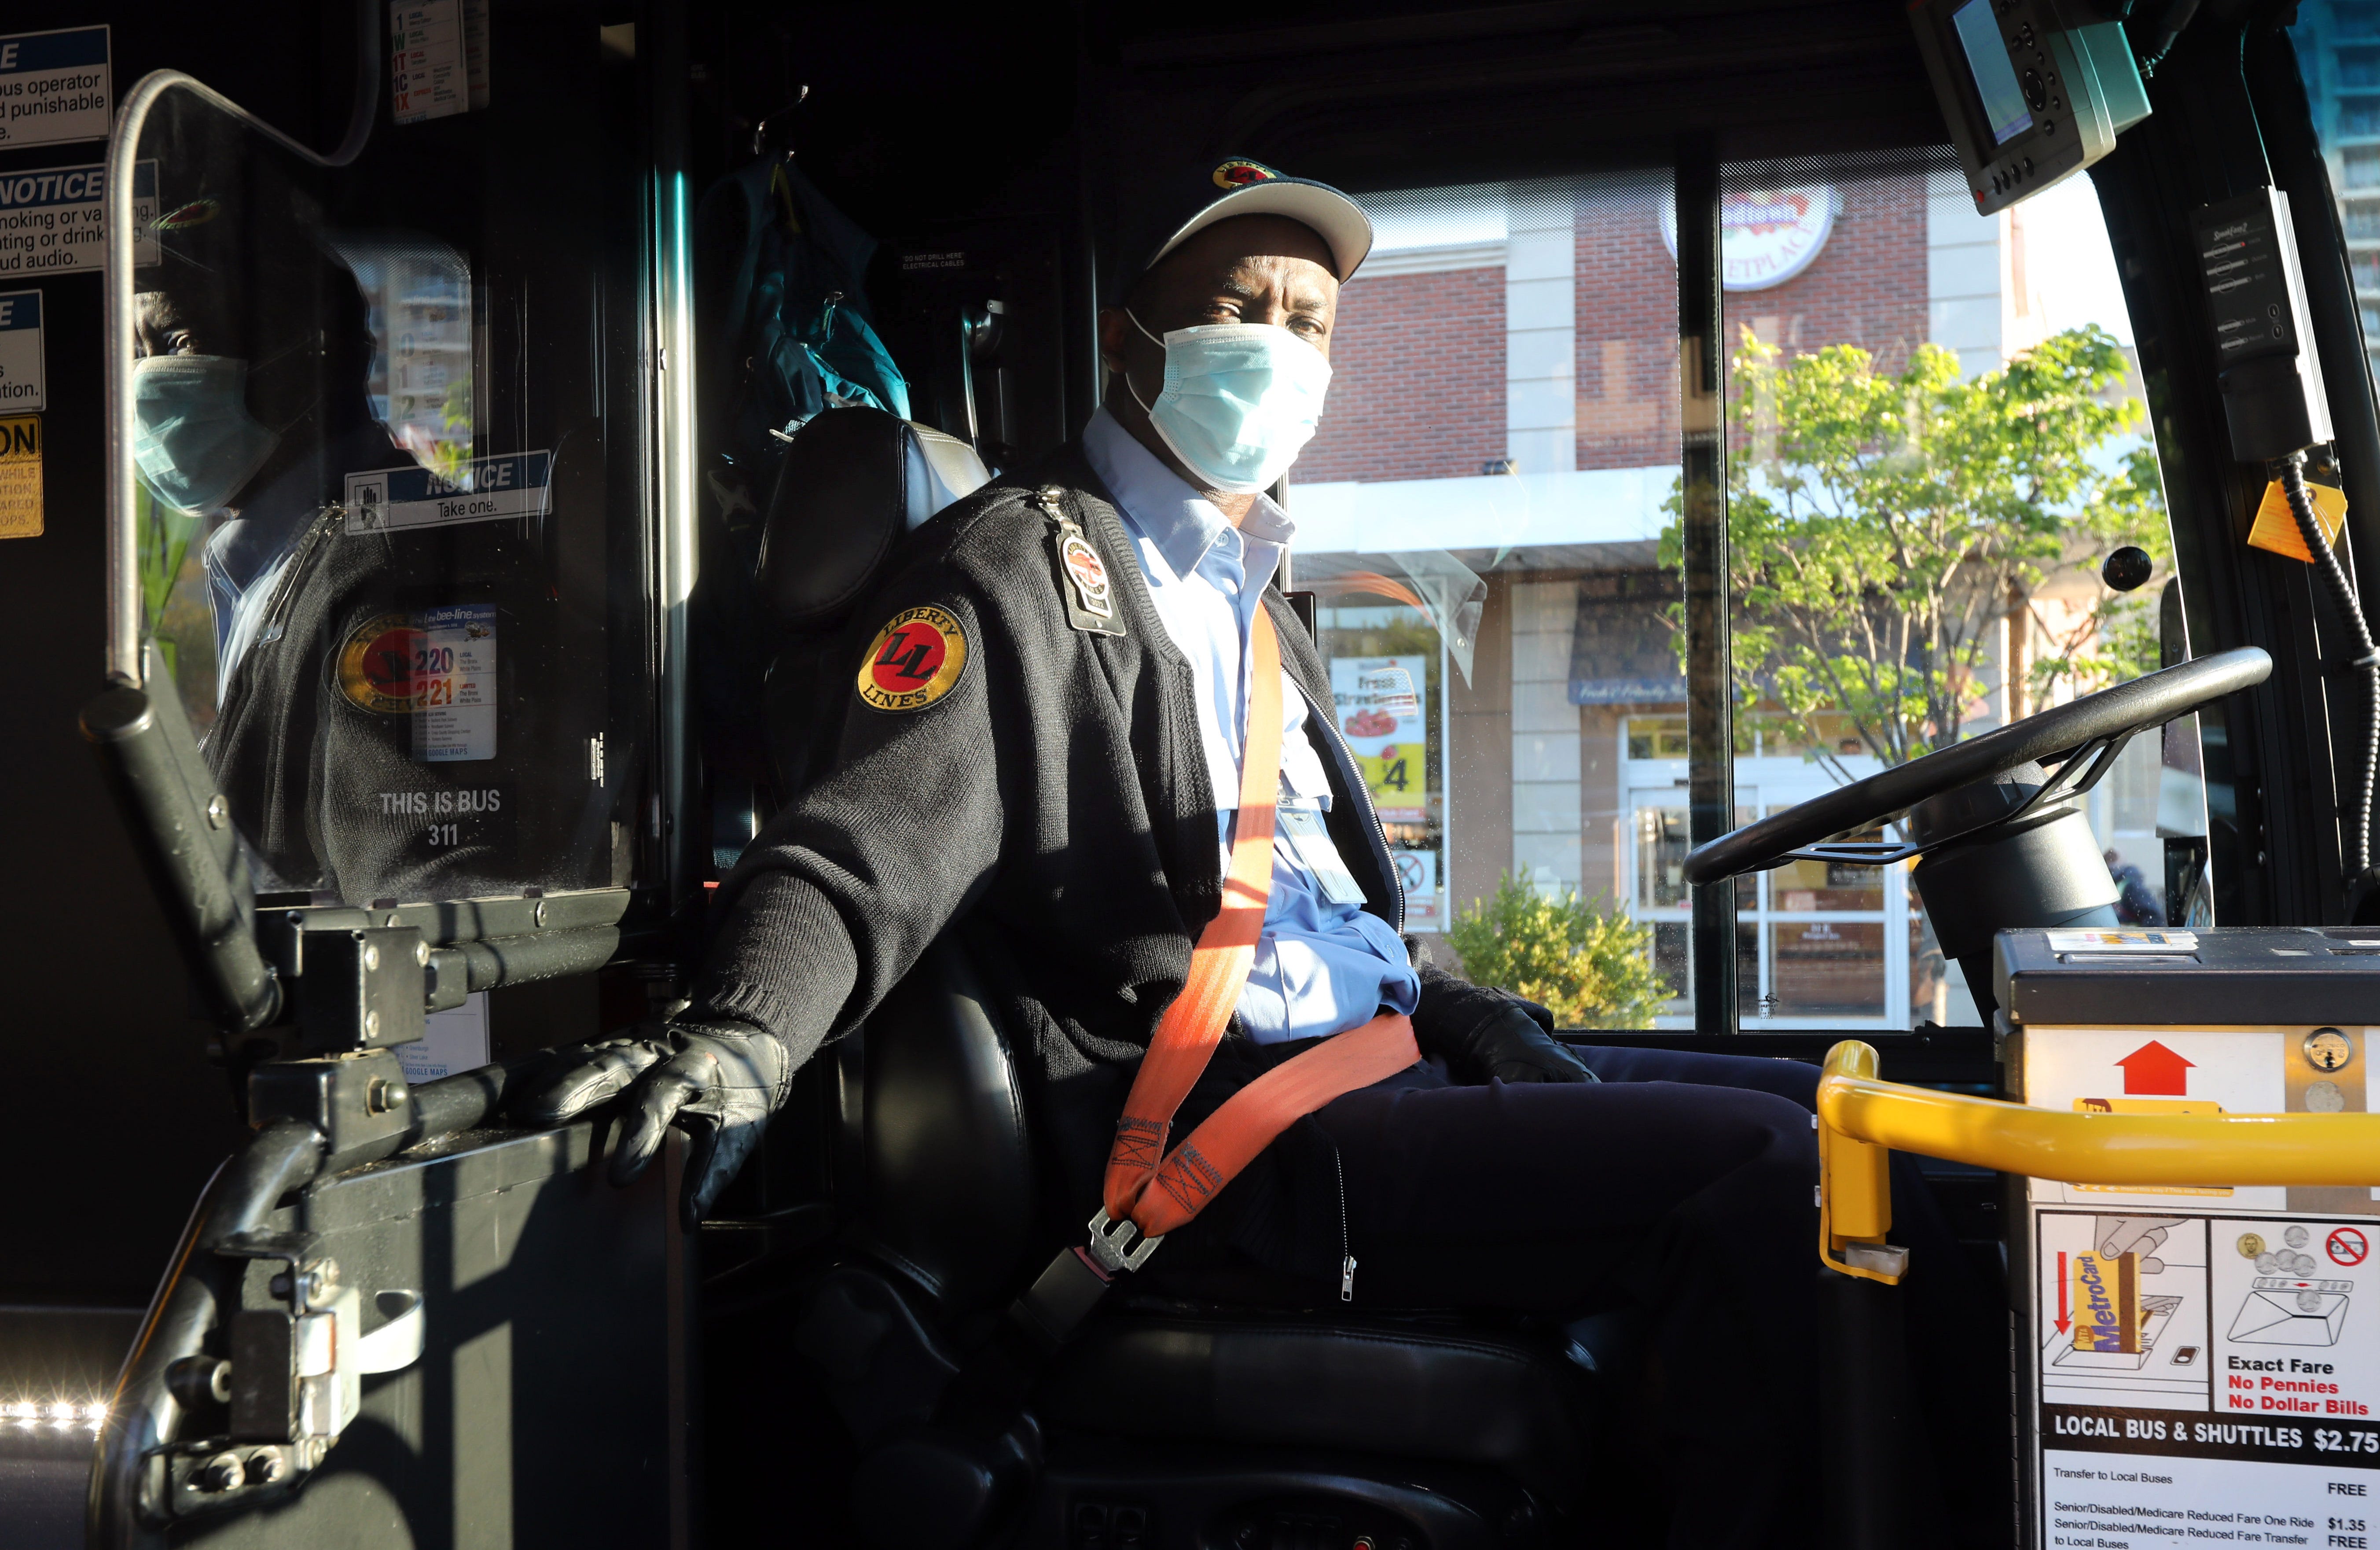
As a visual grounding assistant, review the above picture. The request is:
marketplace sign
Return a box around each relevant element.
[1659,185,1840,291]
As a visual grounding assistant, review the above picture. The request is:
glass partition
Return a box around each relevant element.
[112,70,659,910]
[1296,171,1678,1028]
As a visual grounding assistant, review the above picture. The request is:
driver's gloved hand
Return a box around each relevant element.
[1429,992,1600,1085]
[513,1020,790,1228]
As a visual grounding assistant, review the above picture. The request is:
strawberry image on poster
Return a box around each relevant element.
[1329,656,1429,822]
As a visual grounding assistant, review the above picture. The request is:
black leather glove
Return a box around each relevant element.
[514,1020,790,1228]
[1438,997,1599,1085]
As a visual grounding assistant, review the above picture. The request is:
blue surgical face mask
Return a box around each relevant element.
[132,354,283,514]
[1125,313,1332,494]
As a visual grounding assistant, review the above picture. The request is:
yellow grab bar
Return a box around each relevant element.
[1813,1039,2380,1286]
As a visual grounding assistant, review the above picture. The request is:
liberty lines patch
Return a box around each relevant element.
[857,605,969,712]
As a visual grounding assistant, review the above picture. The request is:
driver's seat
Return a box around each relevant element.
[722,409,1620,1549]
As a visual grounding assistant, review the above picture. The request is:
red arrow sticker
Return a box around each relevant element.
[2116,1040,2196,1096]
[2330,1227,2369,1267]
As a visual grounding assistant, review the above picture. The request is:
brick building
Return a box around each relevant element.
[1288,161,2138,1027]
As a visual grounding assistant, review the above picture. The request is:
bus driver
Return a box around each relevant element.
[524,158,1993,1548]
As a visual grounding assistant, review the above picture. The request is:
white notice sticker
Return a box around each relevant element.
[0,159,152,277]
[1394,848,1442,928]
[391,0,467,125]
[344,450,553,534]
[0,26,110,150]
[2044,928,2201,953]
[410,604,496,762]
[2036,1209,2380,1547]
[0,289,41,412]
[398,991,490,1083]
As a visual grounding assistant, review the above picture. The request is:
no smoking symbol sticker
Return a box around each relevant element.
[2329,1227,2369,1267]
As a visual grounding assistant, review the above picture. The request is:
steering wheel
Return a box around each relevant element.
[1680,647,2272,885]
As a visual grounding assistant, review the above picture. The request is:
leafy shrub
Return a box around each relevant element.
[1444,871,1667,1028]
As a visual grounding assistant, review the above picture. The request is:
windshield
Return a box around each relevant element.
[1302,150,2190,1030]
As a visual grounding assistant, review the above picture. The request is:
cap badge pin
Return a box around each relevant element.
[1212,158,1280,190]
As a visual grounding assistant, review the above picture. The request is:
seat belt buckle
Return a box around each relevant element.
[1085,1208,1162,1274]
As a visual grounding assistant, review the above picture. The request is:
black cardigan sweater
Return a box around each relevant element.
[687,443,1517,1280]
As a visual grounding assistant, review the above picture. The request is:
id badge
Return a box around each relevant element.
[1277,806,1369,906]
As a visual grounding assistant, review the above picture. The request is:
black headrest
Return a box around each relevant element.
[754,408,990,634]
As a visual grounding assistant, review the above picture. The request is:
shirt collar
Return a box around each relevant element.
[1081,405,1294,580]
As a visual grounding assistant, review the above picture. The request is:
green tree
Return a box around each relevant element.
[1445,871,1667,1027]
[1660,324,2168,775]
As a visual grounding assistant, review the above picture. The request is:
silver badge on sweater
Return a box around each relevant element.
[1036,485,1126,637]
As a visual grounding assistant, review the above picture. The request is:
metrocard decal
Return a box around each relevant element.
[342,451,554,535]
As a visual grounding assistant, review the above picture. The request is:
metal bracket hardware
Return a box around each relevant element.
[149,1250,427,1520]
[247,1050,413,1172]
[1085,1208,1161,1274]
[287,924,427,1053]
[152,1437,318,1518]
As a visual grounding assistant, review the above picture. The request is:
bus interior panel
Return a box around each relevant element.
[4,1,2379,1547]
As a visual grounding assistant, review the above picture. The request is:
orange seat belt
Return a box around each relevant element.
[1091,607,1421,1267]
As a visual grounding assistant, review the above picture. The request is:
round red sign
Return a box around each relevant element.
[336,613,430,714]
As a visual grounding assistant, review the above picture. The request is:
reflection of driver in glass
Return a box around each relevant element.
[129,171,570,906]
[2104,848,2162,925]
[132,180,394,690]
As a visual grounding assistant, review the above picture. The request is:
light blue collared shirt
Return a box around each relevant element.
[1081,407,1419,1046]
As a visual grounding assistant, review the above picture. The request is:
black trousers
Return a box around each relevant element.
[1304,1046,2001,1550]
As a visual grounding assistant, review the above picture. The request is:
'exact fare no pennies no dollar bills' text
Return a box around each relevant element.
[0,27,110,151]
[2025,1023,2380,1547]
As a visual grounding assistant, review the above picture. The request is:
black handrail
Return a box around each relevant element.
[89,1120,322,1549]
[88,1061,520,1546]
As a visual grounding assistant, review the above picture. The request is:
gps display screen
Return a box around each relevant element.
[1952,0,2033,145]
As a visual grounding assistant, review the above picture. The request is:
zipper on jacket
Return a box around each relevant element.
[1333,1141,1356,1303]
[1298,680,1406,931]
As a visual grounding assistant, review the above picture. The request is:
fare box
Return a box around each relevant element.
[2002,930,2380,1546]
[0,26,110,151]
